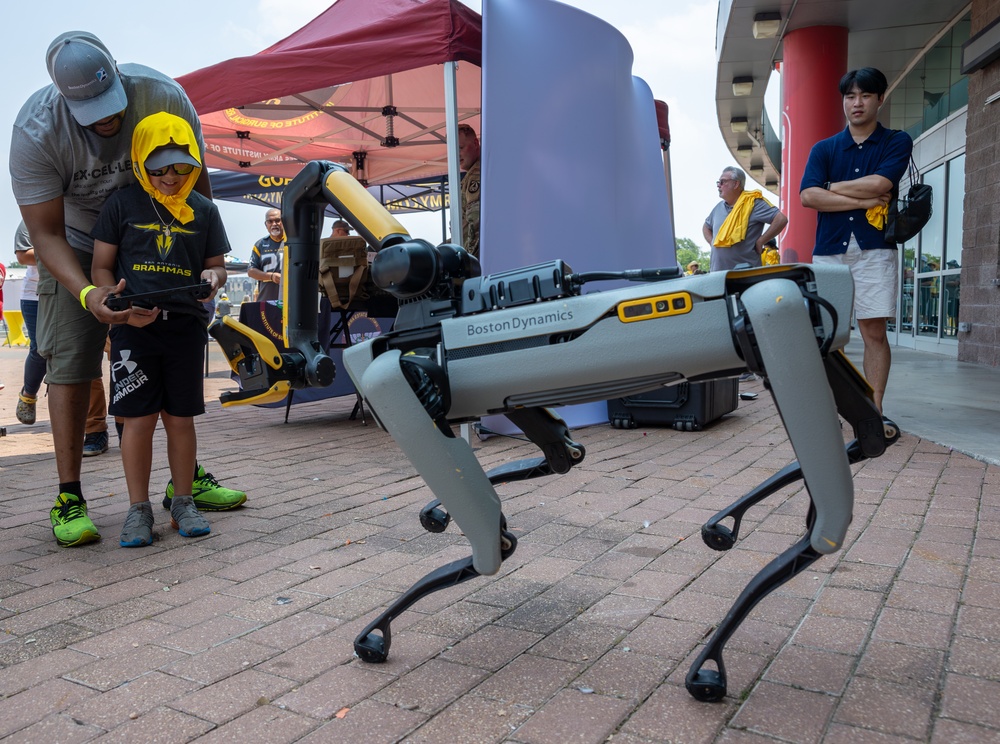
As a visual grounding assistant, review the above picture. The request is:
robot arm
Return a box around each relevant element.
[210,160,415,406]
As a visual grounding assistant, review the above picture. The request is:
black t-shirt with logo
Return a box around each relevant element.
[91,182,230,317]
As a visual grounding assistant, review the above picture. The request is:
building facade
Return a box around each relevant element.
[715,0,1000,366]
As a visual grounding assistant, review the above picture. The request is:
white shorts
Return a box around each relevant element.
[813,239,897,319]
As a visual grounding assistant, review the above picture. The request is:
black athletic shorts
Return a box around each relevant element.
[108,312,207,418]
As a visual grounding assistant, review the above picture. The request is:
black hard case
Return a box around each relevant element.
[607,379,739,431]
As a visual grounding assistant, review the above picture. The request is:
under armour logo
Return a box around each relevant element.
[111,350,138,381]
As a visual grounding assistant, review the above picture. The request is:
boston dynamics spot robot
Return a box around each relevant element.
[207,161,899,702]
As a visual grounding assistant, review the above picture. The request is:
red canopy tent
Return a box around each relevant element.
[176,0,482,185]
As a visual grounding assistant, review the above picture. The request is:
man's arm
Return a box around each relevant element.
[246,245,279,286]
[90,239,119,290]
[825,174,893,199]
[755,210,788,252]
[246,266,280,284]
[702,222,714,247]
[20,199,128,323]
[801,186,890,213]
[14,248,36,266]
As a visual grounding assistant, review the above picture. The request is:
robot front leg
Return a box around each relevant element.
[351,350,515,662]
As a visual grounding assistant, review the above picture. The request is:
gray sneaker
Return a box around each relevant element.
[120,502,154,547]
[170,496,211,537]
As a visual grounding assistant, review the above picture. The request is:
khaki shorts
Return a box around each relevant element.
[36,249,109,384]
[813,239,898,320]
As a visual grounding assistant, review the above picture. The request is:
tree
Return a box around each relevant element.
[675,237,708,272]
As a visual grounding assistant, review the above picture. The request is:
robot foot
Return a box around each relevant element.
[686,532,822,701]
[354,519,518,663]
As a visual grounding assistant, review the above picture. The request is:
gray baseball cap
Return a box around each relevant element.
[145,145,201,171]
[46,31,128,126]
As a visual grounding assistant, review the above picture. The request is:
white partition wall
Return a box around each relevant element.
[479,0,676,430]
[480,0,674,274]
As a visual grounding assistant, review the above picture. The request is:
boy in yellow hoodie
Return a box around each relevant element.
[92,112,229,547]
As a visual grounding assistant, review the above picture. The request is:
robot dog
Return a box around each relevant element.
[207,161,898,702]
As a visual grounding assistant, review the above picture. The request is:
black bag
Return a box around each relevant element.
[607,379,739,431]
[884,141,932,244]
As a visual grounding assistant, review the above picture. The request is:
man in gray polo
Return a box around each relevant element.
[703,166,787,272]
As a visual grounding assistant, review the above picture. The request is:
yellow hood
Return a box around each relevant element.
[131,112,202,224]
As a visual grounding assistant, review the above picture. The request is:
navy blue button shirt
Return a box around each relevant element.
[800,124,912,255]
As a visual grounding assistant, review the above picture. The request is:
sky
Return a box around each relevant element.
[1,0,773,266]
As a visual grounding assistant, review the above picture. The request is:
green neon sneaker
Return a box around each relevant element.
[50,493,101,547]
[163,465,247,511]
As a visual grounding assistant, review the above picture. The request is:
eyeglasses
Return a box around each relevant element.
[146,163,196,177]
[265,218,283,225]
[716,178,735,186]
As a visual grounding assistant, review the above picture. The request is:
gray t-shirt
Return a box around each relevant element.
[10,63,205,254]
[704,197,781,272]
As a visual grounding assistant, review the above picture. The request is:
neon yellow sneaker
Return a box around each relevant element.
[50,493,101,547]
[163,465,247,511]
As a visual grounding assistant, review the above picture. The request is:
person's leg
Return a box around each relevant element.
[37,252,108,547]
[109,326,161,548]
[850,247,898,414]
[48,381,91,482]
[20,298,45,395]
[162,411,210,537]
[161,412,196,497]
[161,316,246,511]
[83,373,110,456]
[36,251,108,488]
[120,414,158,506]
[858,317,890,413]
[119,414,159,547]
[85,377,108,434]
[17,299,45,425]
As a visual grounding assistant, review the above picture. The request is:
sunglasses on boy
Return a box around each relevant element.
[145,163,196,177]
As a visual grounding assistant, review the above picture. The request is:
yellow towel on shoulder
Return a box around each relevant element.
[866,203,888,230]
[714,191,771,247]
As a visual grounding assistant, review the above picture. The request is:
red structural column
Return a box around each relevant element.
[779,26,848,264]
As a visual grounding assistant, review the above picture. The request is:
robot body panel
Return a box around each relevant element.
[443,293,742,417]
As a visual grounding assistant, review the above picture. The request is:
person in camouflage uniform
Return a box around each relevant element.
[457,124,481,258]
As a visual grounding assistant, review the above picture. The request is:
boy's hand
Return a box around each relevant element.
[200,269,221,302]
[127,306,160,328]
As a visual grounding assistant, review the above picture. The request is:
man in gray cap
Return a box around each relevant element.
[10,31,246,548]
[329,219,352,237]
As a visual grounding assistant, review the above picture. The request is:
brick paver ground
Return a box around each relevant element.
[1,346,997,742]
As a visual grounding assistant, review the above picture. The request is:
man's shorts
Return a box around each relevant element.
[36,249,109,384]
[813,239,898,320]
[108,313,207,418]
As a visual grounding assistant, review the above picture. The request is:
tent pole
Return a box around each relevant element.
[444,61,462,246]
[441,176,448,242]
[445,60,474,444]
